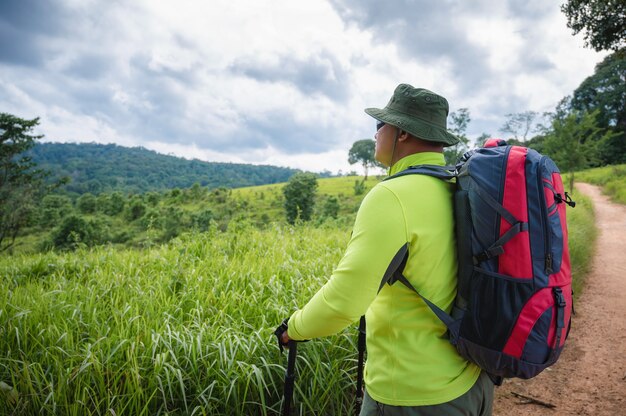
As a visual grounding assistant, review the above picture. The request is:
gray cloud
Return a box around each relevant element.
[230,51,351,102]
[62,53,114,80]
[240,110,337,154]
[329,0,492,93]
[0,0,70,66]
[507,0,552,21]
[328,0,560,99]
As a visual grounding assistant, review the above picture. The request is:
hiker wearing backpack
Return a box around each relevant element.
[278,84,494,415]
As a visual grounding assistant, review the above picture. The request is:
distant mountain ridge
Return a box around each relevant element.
[28,142,311,195]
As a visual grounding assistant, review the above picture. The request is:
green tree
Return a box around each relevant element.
[51,214,97,250]
[444,108,470,165]
[348,139,381,180]
[571,50,626,164]
[192,208,214,232]
[125,199,147,221]
[145,192,160,206]
[38,194,73,228]
[0,113,50,250]
[353,179,366,196]
[283,173,318,224]
[188,182,206,200]
[498,111,540,143]
[102,192,125,216]
[561,0,626,51]
[162,206,183,241]
[542,110,617,191]
[321,195,340,219]
[77,193,97,214]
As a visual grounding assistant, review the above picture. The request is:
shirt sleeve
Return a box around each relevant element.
[288,184,408,340]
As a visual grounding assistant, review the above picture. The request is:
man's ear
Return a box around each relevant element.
[397,130,411,142]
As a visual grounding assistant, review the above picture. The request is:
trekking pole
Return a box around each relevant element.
[275,319,298,416]
[355,316,366,415]
[283,340,298,416]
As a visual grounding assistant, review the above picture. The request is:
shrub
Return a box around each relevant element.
[51,215,96,250]
[126,200,147,221]
[77,193,97,214]
[353,179,366,196]
[283,173,318,224]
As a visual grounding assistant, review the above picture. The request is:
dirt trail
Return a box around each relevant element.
[493,183,626,415]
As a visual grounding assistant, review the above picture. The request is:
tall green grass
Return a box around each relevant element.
[575,164,626,205]
[568,188,597,297]
[0,191,596,415]
[1,224,355,415]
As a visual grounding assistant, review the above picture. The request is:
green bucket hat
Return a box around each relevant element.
[365,84,460,147]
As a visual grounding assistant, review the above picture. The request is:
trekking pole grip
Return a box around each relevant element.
[274,318,290,353]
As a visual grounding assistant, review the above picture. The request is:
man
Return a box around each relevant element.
[279,84,494,415]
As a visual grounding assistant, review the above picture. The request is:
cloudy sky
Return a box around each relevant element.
[0,0,607,174]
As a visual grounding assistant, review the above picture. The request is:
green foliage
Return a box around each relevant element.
[0,191,596,414]
[575,164,626,204]
[542,110,617,191]
[27,142,304,195]
[320,195,340,219]
[0,113,48,251]
[444,108,470,165]
[50,214,100,250]
[570,50,626,165]
[353,179,366,196]
[126,199,147,221]
[0,226,354,415]
[145,192,161,206]
[7,174,377,254]
[101,192,126,216]
[567,188,597,296]
[162,206,183,241]
[283,173,318,224]
[348,139,381,180]
[561,0,626,51]
[77,193,97,214]
[192,208,214,232]
[38,194,73,228]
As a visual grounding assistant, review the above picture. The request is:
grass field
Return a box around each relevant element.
[1,225,356,415]
[567,188,596,296]
[0,175,598,415]
[574,163,626,205]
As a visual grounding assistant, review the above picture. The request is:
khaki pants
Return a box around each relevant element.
[359,371,494,416]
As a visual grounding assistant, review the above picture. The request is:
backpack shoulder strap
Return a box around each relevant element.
[378,244,457,333]
[384,164,456,182]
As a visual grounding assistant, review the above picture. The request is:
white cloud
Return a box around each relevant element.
[0,0,608,174]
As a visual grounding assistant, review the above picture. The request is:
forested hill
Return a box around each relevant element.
[28,142,309,195]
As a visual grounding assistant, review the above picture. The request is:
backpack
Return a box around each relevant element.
[380,139,576,382]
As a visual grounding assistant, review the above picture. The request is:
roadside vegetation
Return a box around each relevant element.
[575,164,626,205]
[0,175,597,415]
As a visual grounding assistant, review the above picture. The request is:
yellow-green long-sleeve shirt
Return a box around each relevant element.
[288,152,480,406]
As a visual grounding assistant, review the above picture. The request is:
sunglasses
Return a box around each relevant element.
[376,120,385,131]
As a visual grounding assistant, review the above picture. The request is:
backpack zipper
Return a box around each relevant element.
[537,156,553,275]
